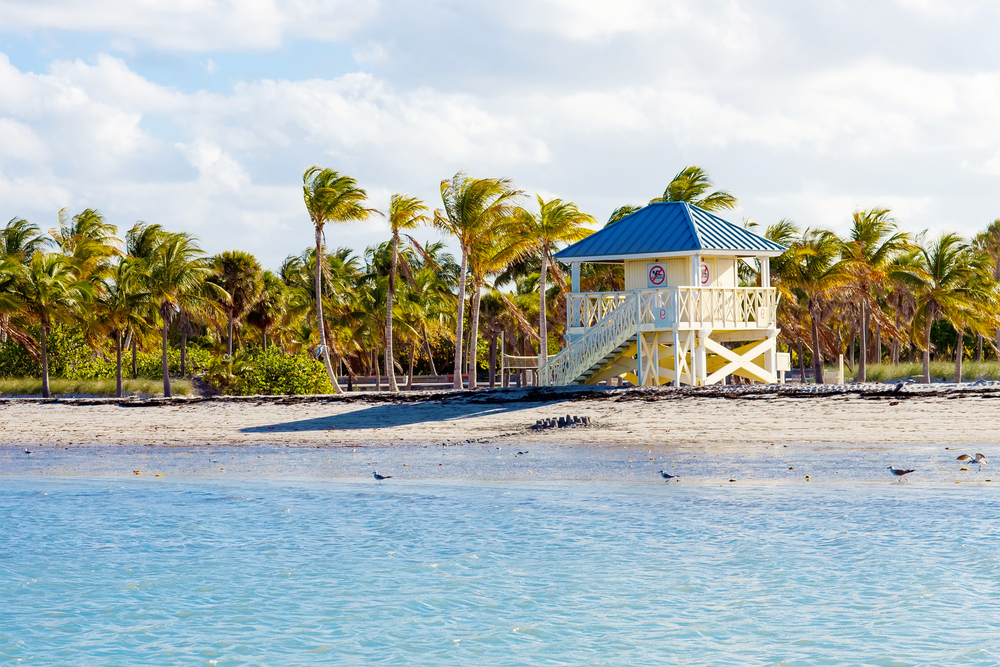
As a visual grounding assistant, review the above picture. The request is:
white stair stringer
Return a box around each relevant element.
[539,292,639,386]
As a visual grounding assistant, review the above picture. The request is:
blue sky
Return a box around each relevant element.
[1,0,1000,269]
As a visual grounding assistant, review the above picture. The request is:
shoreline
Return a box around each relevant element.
[1,384,997,482]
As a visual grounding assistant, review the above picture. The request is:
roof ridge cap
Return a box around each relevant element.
[682,202,705,251]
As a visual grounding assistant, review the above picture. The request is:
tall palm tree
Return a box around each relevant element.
[97,257,151,397]
[210,250,263,356]
[1,217,48,263]
[16,253,92,398]
[650,166,738,211]
[909,234,996,383]
[146,233,221,397]
[385,194,429,392]
[783,229,852,384]
[303,166,375,393]
[500,196,596,366]
[841,208,911,381]
[434,172,520,389]
[124,222,168,376]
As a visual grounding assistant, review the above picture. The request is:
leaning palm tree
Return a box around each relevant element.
[500,196,596,366]
[841,208,911,381]
[909,234,996,384]
[210,250,263,356]
[303,166,376,393]
[650,166,738,211]
[16,252,92,398]
[146,233,221,397]
[434,172,521,389]
[384,194,429,392]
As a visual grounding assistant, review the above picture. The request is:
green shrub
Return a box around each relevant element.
[205,348,332,395]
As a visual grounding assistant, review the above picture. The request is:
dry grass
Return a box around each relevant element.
[847,361,1000,383]
[0,378,195,397]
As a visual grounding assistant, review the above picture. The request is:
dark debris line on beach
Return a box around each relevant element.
[2,381,1000,408]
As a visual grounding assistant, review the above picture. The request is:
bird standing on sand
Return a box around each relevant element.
[373,471,392,483]
[957,453,988,471]
[658,470,678,482]
[887,466,915,482]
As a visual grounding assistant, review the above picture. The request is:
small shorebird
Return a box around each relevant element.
[23,448,32,455]
[373,471,392,483]
[887,465,915,482]
[658,470,678,482]
[957,453,988,471]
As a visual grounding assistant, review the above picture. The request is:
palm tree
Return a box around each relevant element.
[210,250,263,356]
[16,253,92,398]
[303,166,376,393]
[2,217,48,263]
[973,219,1000,355]
[124,222,168,377]
[146,233,221,397]
[501,196,596,366]
[909,234,996,383]
[97,257,151,397]
[384,194,429,392]
[247,270,286,352]
[650,166,738,211]
[783,229,852,384]
[841,208,911,381]
[605,205,643,226]
[434,172,520,389]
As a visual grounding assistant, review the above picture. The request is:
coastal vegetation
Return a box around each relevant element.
[0,165,998,395]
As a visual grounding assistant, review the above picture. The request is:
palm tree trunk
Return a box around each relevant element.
[422,325,437,376]
[407,344,415,391]
[468,283,483,390]
[873,320,881,366]
[373,348,381,391]
[810,308,823,385]
[180,334,187,377]
[976,334,983,363]
[489,336,497,389]
[892,314,901,365]
[858,302,868,382]
[955,329,965,384]
[227,311,234,357]
[162,322,171,398]
[923,317,932,383]
[848,331,855,369]
[131,336,138,379]
[538,247,548,367]
[40,323,49,399]
[386,231,400,392]
[314,226,344,394]
[453,250,469,389]
[116,330,123,398]
[797,338,806,384]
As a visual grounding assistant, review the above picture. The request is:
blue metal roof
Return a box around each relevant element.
[554,202,785,260]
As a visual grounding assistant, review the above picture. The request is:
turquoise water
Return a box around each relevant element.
[1,479,998,665]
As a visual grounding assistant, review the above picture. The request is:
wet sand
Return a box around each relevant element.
[0,385,997,483]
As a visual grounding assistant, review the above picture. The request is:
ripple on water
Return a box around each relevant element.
[1,479,999,665]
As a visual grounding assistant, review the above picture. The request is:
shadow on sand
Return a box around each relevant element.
[239,400,535,433]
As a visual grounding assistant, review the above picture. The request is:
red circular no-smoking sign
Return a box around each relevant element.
[648,264,666,286]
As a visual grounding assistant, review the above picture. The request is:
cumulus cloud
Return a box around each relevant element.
[1,0,1000,266]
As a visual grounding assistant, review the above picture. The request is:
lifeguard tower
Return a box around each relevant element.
[538,201,786,387]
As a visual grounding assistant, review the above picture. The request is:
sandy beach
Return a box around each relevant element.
[1,385,997,483]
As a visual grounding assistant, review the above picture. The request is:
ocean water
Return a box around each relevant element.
[1,478,998,665]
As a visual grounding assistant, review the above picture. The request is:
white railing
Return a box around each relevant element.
[573,287,776,331]
[540,291,639,386]
[566,291,632,329]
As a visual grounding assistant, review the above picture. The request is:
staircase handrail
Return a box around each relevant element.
[539,291,639,386]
